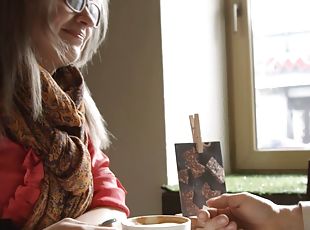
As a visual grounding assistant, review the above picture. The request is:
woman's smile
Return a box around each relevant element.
[61,28,86,45]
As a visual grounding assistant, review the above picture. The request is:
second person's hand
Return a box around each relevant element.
[190,209,237,230]
[206,192,304,230]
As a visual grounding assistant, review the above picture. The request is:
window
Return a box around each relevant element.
[225,0,310,171]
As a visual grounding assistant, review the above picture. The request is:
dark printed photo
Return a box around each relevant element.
[175,142,226,216]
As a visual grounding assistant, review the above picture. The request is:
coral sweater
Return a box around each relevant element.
[0,137,129,227]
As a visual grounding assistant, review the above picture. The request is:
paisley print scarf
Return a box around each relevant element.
[1,66,93,229]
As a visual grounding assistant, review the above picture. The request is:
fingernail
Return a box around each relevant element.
[217,217,227,225]
[198,212,205,219]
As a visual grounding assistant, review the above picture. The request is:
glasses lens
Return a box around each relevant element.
[88,3,100,26]
[66,0,85,11]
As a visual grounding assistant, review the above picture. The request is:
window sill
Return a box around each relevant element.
[163,174,307,194]
[161,174,309,215]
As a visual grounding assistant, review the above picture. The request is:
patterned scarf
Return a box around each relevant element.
[1,66,93,229]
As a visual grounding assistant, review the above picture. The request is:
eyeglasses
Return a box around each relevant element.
[65,0,101,28]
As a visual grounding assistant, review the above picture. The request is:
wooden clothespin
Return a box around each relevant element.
[189,113,204,153]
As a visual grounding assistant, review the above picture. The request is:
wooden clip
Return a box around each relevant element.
[189,113,204,153]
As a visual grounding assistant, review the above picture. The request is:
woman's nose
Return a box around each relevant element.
[76,7,96,27]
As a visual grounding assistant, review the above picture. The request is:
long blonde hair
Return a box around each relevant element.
[0,0,110,150]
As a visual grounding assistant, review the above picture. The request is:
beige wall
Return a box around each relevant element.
[86,0,229,216]
[86,0,166,216]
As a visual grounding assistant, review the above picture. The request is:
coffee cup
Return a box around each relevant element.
[121,215,191,230]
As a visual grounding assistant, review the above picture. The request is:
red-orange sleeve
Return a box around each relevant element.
[0,138,43,227]
[88,141,130,217]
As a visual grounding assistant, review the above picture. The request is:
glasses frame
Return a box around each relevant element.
[65,0,101,28]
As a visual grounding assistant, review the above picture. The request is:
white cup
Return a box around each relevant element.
[121,215,191,230]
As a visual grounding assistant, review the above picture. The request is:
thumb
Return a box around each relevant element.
[206,193,244,209]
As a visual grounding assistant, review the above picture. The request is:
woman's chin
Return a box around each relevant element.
[64,50,81,65]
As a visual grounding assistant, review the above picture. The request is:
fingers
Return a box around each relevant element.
[44,218,118,230]
[206,194,233,209]
[215,221,237,230]
[194,210,234,230]
[206,193,250,210]
[197,214,230,229]
[64,218,109,229]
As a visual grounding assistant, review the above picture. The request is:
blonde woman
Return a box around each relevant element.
[0,0,129,229]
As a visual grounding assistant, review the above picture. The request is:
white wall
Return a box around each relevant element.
[160,0,230,185]
[86,0,229,217]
